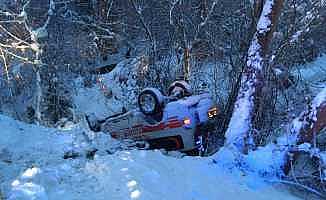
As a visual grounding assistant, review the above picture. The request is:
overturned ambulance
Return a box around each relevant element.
[87,81,219,155]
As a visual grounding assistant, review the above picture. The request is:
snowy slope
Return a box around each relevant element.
[0,114,302,200]
[73,58,141,120]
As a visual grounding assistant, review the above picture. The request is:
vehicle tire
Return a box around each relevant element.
[138,88,164,115]
[168,80,193,97]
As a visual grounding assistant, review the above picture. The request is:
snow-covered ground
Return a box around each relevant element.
[0,114,302,200]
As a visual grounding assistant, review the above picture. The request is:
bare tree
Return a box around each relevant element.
[225,0,283,153]
[0,0,55,122]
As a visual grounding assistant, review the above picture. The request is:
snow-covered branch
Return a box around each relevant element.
[71,20,115,37]
[129,0,156,57]
[291,2,323,43]
[273,0,325,61]
[106,0,114,18]
[130,0,153,44]
[169,0,181,25]
[289,87,326,145]
[193,0,218,41]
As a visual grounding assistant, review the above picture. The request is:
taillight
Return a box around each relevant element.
[208,107,218,119]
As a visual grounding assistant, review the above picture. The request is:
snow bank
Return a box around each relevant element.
[77,150,299,200]
[100,58,141,107]
[213,145,286,178]
[0,114,73,199]
[5,149,301,200]
[0,114,301,200]
[0,114,73,162]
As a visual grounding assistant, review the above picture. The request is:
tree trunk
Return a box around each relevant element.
[225,0,283,153]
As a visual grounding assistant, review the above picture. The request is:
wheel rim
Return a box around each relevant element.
[139,94,156,113]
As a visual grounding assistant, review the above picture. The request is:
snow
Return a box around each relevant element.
[0,114,74,198]
[73,77,123,119]
[97,58,141,109]
[285,86,326,144]
[247,0,275,70]
[293,54,326,88]
[73,58,142,119]
[247,39,263,70]
[225,82,255,149]
[276,55,326,145]
[214,144,286,179]
[245,145,286,177]
[312,87,326,108]
[257,0,274,34]
[0,114,302,200]
[290,30,303,43]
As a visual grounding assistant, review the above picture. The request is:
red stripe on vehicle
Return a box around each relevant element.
[142,123,165,133]
[168,124,182,128]
[167,121,182,128]
[121,118,184,134]
[170,121,182,125]
[111,132,118,138]
[168,120,181,124]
